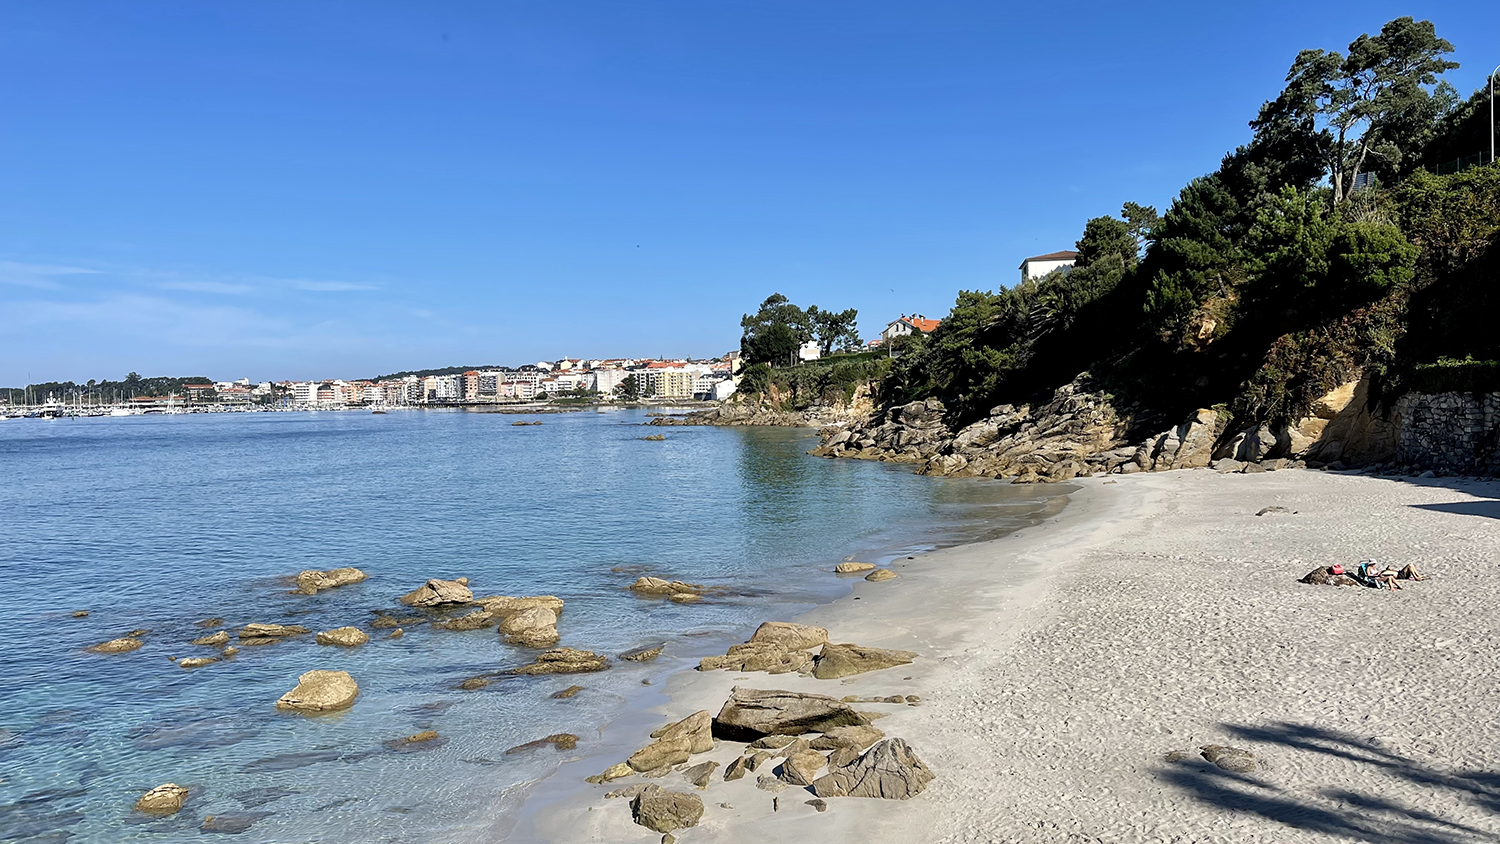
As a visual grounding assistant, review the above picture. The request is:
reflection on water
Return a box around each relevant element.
[0,409,1067,843]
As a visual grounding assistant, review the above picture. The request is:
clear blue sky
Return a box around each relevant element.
[2,1,1496,384]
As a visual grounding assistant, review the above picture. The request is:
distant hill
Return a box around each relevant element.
[366,365,511,381]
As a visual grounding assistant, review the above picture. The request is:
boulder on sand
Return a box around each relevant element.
[712,688,869,741]
[697,642,814,674]
[275,670,359,713]
[812,643,917,680]
[779,749,826,786]
[627,736,694,773]
[316,627,370,647]
[834,562,877,573]
[239,623,310,639]
[508,648,609,675]
[810,738,934,799]
[399,578,473,607]
[88,637,143,654]
[650,710,713,753]
[864,569,897,582]
[748,622,829,651]
[294,567,367,595]
[630,785,704,833]
[497,606,560,647]
[1201,744,1257,772]
[135,783,189,815]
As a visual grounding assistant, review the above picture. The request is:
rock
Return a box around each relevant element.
[812,643,918,680]
[1299,567,1358,587]
[178,657,219,669]
[724,755,752,781]
[682,760,719,788]
[399,578,473,607]
[1211,458,1245,473]
[505,733,578,754]
[125,628,150,638]
[192,631,231,647]
[780,749,825,786]
[200,812,271,834]
[275,670,359,712]
[712,688,869,741]
[698,642,814,674]
[508,648,609,675]
[864,569,897,582]
[385,730,442,750]
[237,637,280,647]
[388,628,403,639]
[749,751,772,770]
[239,623,310,639]
[641,433,666,441]
[497,607,560,647]
[629,576,702,596]
[749,735,797,750]
[586,763,633,784]
[605,784,650,800]
[628,737,694,773]
[810,738,934,800]
[294,567,367,595]
[748,622,829,651]
[459,676,493,690]
[472,595,565,616]
[71,610,89,618]
[551,685,585,699]
[809,725,886,753]
[316,627,369,647]
[756,775,788,793]
[630,785,703,833]
[222,646,239,658]
[1256,506,1295,516]
[668,592,701,603]
[434,610,497,631]
[88,637,143,654]
[650,710,714,753]
[135,783,189,815]
[620,644,665,662]
[1201,744,1257,772]
[195,617,224,628]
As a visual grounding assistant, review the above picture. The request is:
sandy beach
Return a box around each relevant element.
[522,468,1500,843]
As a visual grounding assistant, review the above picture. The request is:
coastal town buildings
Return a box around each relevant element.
[880,315,942,343]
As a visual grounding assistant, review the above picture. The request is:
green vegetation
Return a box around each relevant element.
[612,374,643,402]
[739,294,861,366]
[3,372,216,405]
[868,16,1497,435]
[741,352,892,411]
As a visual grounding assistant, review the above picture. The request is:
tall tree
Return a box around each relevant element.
[740,293,812,366]
[807,306,861,356]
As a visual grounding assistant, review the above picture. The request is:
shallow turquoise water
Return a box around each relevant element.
[0,408,1064,843]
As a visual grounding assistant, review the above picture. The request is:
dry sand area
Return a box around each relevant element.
[535,469,1500,844]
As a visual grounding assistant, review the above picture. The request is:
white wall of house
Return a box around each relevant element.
[1020,257,1075,282]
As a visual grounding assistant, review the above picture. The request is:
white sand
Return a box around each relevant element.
[522,469,1500,843]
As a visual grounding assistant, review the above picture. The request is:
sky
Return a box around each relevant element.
[2,1,1497,384]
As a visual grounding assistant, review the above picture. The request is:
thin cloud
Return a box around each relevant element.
[0,260,101,289]
[159,280,257,295]
[288,280,379,292]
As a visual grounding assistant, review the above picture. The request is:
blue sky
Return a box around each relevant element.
[2,1,1497,384]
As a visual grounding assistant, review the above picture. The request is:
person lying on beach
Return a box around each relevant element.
[1353,562,1423,589]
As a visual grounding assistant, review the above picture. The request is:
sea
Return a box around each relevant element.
[0,408,1069,843]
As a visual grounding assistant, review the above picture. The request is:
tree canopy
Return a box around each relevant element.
[740,294,860,365]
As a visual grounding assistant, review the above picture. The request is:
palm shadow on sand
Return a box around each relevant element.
[1158,721,1500,844]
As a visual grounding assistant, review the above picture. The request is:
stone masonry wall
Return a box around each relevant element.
[1396,392,1500,475]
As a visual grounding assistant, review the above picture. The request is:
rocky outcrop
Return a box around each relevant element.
[316,627,369,647]
[294,567,367,595]
[191,631,230,647]
[135,784,190,815]
[630,785,704,833]
[629,577,704,596]
[400,578,473,607]
[698,641,814,674]
[748,622,829,651]
[508,648,609,675]
[812,643,917,680]
[497,607,560,647]
[648,384,874,430]
[275,670,358,712]
[88,637,143,654]
[712,688,869,741]
[810,738,934,799]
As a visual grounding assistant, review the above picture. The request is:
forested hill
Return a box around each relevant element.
[867,17,1500,437]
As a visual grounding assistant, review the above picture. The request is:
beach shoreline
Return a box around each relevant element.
[512,468,1500,843]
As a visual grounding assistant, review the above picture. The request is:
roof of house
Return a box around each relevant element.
[1019,250,1079,268]
[902,317,942,333]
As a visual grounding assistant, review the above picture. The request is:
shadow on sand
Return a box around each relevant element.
[1159,721,1500,844]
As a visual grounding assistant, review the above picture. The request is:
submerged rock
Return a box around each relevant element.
[399,578,473,607]
[275,670,358,713]
[620,644,665,662]
[316,627,370,647]
[550,685,585,699]
[384,730,448,752]
[239,624,310,639]
[712,688,868,741]
[508,648,609,675]
[630,785,703,833]
[505,733,578,754]
[88,637,142,654]
[668,592,701,603]
[811,738,934,799]
[812,643,917,680]
[294,567,367,595]
[134,783,189,815]
[195,617,225,628]
[178,657,219,669]
[71,610,89,618]
[201,812,272,834]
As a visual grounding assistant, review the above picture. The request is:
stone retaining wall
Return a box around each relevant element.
[1395,392,1500,474]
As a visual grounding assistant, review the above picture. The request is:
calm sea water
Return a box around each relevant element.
[0,408,1066,843]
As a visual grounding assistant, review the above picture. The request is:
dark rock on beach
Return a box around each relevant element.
[712,688,869,741]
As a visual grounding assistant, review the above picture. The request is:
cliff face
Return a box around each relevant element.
[649,381,875,429]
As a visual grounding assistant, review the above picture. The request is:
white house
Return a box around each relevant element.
[1019,250,1078,283]
[798,340,821,362]
[880,315,942,343]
